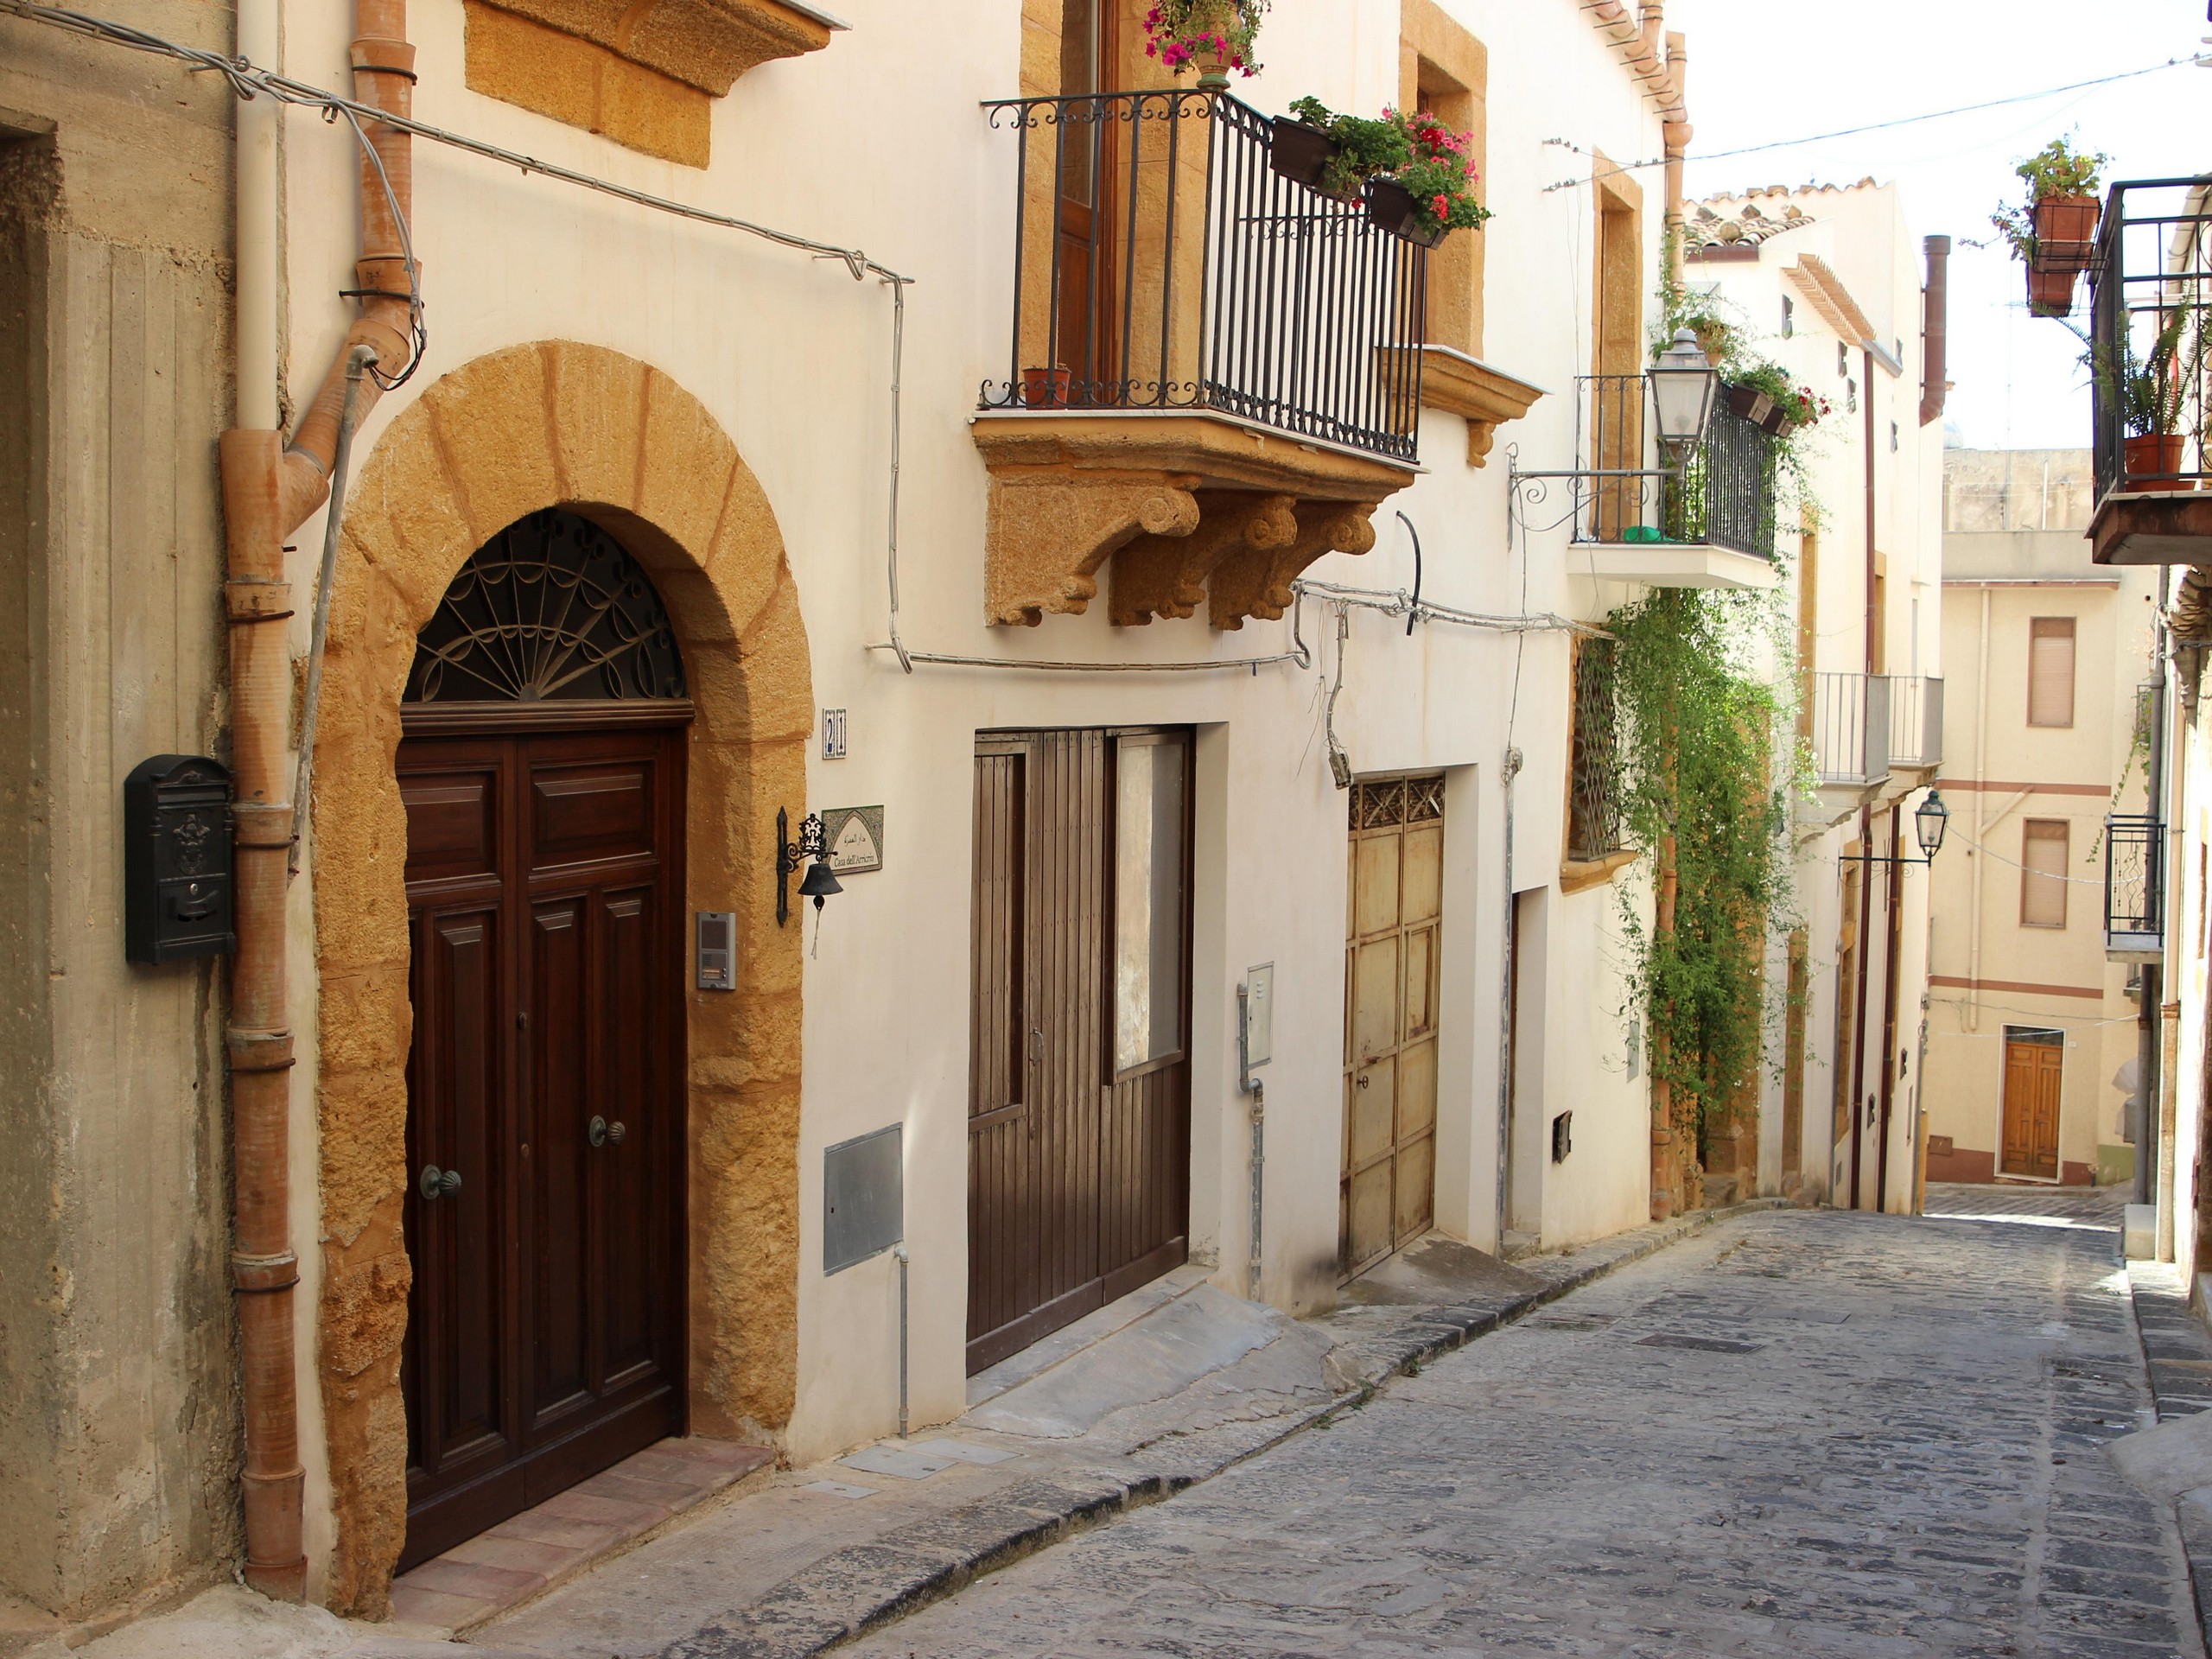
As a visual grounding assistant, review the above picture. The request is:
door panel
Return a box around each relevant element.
[400,723,686,1569]
[1342,776,1446,1278]
[966,729,1191,1374]
[1999,1033,2064,1179]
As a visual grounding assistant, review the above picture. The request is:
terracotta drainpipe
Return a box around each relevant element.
[1660,32,1691,272]
[1920,234,1950,428]
[219,0,415,1599]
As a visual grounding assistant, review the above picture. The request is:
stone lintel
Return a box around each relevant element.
[974,412,1414,628]
[1418,346,1545,468]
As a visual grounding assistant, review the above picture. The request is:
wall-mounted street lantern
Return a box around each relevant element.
[1649,327,1719,457]
[776,806,843,926]
[1914,787,1950,861]
[1855,788,1950,868]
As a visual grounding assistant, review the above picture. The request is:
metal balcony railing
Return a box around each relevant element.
[2105,814,2164,957]
[1567,377,1779,557]
[980,90,1427,463]
[1887,676,1945,770]
[2088,176,2212,500]
[1813,672,1891,786]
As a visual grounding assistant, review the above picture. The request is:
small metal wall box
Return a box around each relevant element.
[696,911,736,990]
[124,754,234,964]
[823,1123,903,1274]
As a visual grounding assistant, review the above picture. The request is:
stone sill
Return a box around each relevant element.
[1560,848,1639,895]
[1415,346,1545,467]
[1566,542,1781,592]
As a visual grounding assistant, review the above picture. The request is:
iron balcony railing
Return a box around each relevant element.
[1886,676,1945,770]
[1813,672,1891,786]
[1567,377,1779,558]
[2105,814,2164,957]
[980,90,1427,463]
[2088,176,2212,500]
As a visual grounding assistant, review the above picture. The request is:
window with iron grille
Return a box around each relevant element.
[1568,639,1625,862]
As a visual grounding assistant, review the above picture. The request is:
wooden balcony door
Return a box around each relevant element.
[1053,0,1121,400]
[967,728,1192,1374]
[1342,775,1445,1278]
[397,721,687,1567]
[1999,1027,2063,1180]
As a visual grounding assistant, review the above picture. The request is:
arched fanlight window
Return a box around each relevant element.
[405,508,686,704]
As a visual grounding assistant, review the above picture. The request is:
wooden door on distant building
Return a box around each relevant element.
[1342,775,1445,1278]
[1999,1027,2063,1179]
[967,728,1192,1374]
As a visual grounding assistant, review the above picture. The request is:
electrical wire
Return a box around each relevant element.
[1542,57,2202,193]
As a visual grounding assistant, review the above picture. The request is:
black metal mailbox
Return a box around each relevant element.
[124,754,234,964]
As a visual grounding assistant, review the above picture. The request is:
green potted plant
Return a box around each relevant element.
[1725,360,1828,436]
[1369,107,1491,247]
[1144,0,1267,91]
[2102,305,2205,488]
[1280,97,1409,201]
[1992,135,2109,317]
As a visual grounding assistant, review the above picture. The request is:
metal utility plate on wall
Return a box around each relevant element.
[819,804,885,874]
[823,1122,902,1274]
[1239,963,1274,1088]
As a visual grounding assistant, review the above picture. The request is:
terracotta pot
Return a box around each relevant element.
[1268,118,1338,191]
[2031,194,2101,274]
[2026,264,2079,320]
[1020,365,1071,409]
[1364,179,1446,247]
[2124,432,2186,491]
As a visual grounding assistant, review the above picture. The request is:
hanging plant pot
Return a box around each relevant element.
[1725,384,1775,426]
[1020,365,1072,409]
[2124,433,2186,491]
[2025,264,2079,319]
[1364,179,1446,247]
[1757,404,1794,436]
[1269,118,1338,191]
[2030,194,2101,274]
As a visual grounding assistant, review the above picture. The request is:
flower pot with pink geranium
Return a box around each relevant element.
[1143,0,1267,91]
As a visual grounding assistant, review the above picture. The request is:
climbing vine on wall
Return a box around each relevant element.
[1608,587,1796,1211]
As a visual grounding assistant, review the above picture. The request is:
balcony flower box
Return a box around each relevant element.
[1365,180,1445,248]
[1725,384,1775,427]
[2026,265,2078,319]
[2030,194,2101,275]
[1268,118,1338,190]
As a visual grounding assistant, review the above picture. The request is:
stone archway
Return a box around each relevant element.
[309,341,810,1613]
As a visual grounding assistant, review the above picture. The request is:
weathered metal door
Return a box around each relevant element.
[967,728,1192,1374]
[1999,1028,2063,1179]
[1342,775,1444,1277]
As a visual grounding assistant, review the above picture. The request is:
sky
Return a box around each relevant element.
[1669,0,2209,453]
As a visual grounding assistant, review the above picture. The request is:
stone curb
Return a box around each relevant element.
[2122,1258,2212,1653]
[651,1198,1788,1659]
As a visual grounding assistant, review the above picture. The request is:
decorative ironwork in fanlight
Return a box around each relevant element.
[406,508,686,704]
[1354,775,1445,831]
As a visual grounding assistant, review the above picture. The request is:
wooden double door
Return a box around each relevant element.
[2000,1027,2064,1180]
[397,718,688,1568]
[967,728,1193,1375]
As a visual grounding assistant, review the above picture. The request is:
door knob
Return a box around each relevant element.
[589,1116,627,1147]
[418,1164,462,1200]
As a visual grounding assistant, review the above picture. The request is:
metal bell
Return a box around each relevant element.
[798,857,843,906]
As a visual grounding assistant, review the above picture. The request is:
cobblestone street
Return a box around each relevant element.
[842,1208,2193,1659]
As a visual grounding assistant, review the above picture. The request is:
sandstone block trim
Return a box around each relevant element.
[315,341,807,1613]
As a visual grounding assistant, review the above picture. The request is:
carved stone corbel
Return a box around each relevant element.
[1209,500,1379,630]
[983,474,1201,626]
[1111,492,1297,626]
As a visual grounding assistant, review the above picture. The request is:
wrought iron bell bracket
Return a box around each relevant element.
[775,806,842,926]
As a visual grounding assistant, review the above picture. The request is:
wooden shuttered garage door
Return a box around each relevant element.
[967,729,1193,1375]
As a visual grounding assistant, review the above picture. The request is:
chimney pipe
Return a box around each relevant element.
[1920,233,1950,428]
